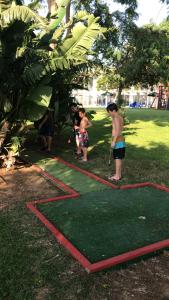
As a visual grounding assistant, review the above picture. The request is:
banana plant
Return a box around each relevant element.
[0,0,102,125]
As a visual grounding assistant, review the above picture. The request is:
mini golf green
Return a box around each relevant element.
[24,151,113,194]
[37,187,169,263]
[26,151,169,272]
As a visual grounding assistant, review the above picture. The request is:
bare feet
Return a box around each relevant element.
[108,175,121,181]
[80,158,88,163]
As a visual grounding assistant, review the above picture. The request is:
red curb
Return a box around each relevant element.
[28,193,80,206]
[120,182,169,192]
[88,239,169,273]
[120,182,152,190]
[32,164,78,195]
[27,202,91,271]
[148,182,169,193]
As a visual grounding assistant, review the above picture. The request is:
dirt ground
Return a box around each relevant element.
[0,165,62,207]
[1,166,169,300]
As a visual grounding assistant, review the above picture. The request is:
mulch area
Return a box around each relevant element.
[0,165,63,210]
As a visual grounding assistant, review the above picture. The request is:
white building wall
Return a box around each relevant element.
[73,79,152,108]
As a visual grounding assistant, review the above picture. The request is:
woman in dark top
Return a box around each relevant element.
[39,108,54,153]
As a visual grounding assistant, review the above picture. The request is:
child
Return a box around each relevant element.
[107,103,125,181]
[75,108,92,162]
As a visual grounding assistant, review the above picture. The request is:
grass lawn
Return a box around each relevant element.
[58,108,169,186]
[1,108,169,300]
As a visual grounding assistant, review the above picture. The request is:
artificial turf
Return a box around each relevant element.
[25,151,112,194]
[37,187,169,263]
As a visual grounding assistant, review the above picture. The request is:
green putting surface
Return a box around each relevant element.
[37,187,169,263]
[24,151,112,194]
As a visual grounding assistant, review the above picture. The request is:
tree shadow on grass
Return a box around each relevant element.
[24,109,169,188]
[123,127,138,137]
[87,140,169,186]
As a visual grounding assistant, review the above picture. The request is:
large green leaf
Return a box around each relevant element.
[60,14,101,58]
[1,4,47,28]
[0,0,11,13]
[38,0,71,45]
[49,0,71,30]
[20,84,52,121]
[23,13,102,84]
[23,64,46,85]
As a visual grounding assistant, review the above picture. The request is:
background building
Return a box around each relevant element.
[72,77,153,108]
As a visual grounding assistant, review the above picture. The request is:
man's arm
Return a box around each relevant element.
[39,114,48,129]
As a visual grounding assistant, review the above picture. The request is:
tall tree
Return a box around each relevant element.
[124,21,169,86]
[72,0,139,105]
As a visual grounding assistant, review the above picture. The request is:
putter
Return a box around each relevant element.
[108,147,112,166]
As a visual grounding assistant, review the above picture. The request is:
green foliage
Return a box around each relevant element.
[97,68,120,91]
[5,136,24,156]
[49,0,71,30]
[24,12,103,84]
[119,107,130,125]
[86,110,96,120]
[124,21,169,86]
[20,84,52,121]
[1,4,47,28]
[73,0,139,107]
[0,0,102,132]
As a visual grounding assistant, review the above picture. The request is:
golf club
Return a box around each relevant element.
[108,146,112,166]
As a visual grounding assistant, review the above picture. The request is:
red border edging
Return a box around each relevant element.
[27,160,169,273]
[120,182,152,190]
[27,202,91,271]
[88,239,169,273]
[32,164,78,195]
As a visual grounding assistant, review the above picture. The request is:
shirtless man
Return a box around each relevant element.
[74,108,92,162]
[106,103,125,181]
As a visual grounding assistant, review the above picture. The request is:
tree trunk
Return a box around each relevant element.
[66,1,71,23]
[117,82,124,107]
[48,0,60,15]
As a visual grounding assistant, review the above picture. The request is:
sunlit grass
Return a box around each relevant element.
[59,108,169,185]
